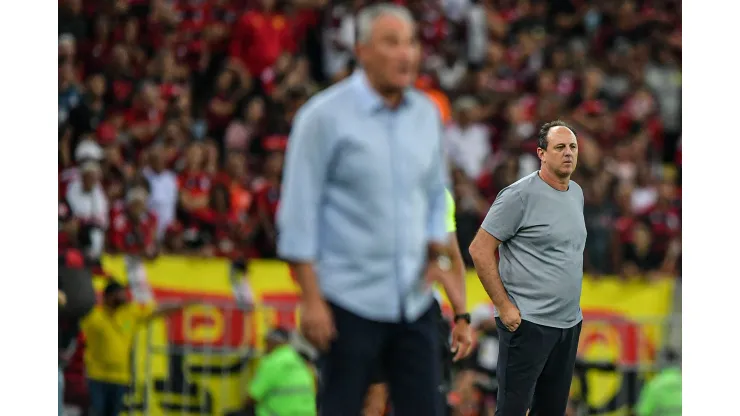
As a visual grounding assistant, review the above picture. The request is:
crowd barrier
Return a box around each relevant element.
[93,255,677,416]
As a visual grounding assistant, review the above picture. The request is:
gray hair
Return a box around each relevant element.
[356,3,415,45]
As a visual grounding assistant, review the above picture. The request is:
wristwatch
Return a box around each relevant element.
[454,313,471,325]
[435,254,452,272]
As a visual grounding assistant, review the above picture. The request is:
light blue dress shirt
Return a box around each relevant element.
[277,70,449,323]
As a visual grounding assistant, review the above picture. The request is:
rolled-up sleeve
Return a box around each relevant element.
[425,116,450,245]
[277,103,330,262]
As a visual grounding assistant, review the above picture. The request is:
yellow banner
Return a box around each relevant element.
[100,255,674,415]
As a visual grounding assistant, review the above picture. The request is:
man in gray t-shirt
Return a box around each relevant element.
[470,120,586,416]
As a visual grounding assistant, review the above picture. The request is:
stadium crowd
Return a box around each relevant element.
[59,0,682,279]
[58,0,681,414]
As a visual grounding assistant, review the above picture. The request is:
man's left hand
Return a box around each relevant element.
[450,321,473,362]
[424,262,450,288]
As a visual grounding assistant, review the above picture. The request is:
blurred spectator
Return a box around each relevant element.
[206,69,249,150]
[252,151,283,257]
[64,74,108,152]
[229,0,296,78]
[108,187,158,258]
[635,349,682,416]
[57,0,681,273]
[178,142,212,220]
[464,0,488,67]
[126,81,165,151]
[66,161,108,262]
[105,45,137,114]
[217,151,254,219]
[429,42,468,92]
[81,280,194,416]
[225,95,266,152]
[323,0,364,82]
[143,144,178,240]
[59,62,82,127]
[645,46,681,161]
[621,221,663,278]
[445,96,491,180]
[416,74,452,125]
[245,328,317,415]
[59,0,86,40]
[584,171,618,275]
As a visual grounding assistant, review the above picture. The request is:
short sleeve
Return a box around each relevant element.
[445,189,456,233]
[480,187,525,242]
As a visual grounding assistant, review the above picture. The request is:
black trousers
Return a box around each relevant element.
[318,302,442,416]
[495,318,582,416]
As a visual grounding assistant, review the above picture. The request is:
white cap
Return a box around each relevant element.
[75,140,104,162]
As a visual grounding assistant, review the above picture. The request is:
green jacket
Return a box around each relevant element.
[247,345,317,416]
[636,367,682,416]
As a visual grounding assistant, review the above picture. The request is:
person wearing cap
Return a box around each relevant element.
[80,280,197,416]
[59,138,105,196]
[445,96,491,180]
[65,160,108,263]
[108,187,158,259]
[245,328,317,416]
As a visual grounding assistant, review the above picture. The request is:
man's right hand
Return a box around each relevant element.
[300,296,336,351]
[499,303,521,332]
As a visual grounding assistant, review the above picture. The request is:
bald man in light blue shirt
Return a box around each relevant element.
[276,4,455,415]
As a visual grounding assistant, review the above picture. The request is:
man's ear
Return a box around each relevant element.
[536,147,545,163]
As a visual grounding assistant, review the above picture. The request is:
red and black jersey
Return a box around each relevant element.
[108,203,158,255]
[253,182,281,223]
[639,204,681,256]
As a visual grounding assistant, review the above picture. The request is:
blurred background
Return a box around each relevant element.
[58,0,681,415]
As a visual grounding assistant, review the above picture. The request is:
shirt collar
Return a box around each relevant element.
[351,69,412,114]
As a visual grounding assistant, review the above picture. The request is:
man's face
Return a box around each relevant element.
[82,170,98,189]
[89,75,106,98]
[142,85,159,107]
[227,153,246,177]
[149,146,165,171]
[186,144,204,168]
[457,108,471,125]
[265,152,284,177]
[537,126,578,178]
[128,199,147,217]
[112,46,129,70]
[658,181,675,203]
[357,14,418,92]
[105,290,128,309]
[260,0,275,11]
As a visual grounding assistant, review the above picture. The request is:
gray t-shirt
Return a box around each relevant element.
[481,171,587,328]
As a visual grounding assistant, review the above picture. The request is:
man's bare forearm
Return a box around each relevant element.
[469,233,512,311]
[427,242,448,259]
[445,233,467,315]
[291,262,322,301]
[471,254,511,311]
